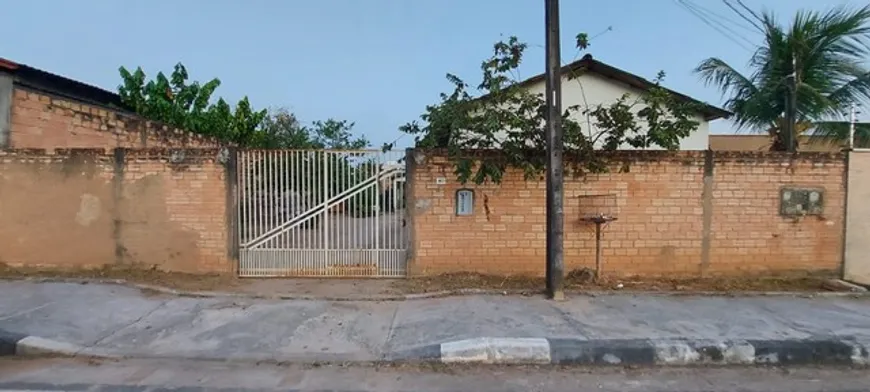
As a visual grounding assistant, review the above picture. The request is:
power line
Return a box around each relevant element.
[673,0,756,52]
[686,0,761,35]
[735,0,764,25]
[722,0,764,33]
[680,0,759,47]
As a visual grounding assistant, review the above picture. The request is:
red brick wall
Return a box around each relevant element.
[710,155,845,273]
[408,151,846,277]
[7,87,220,150]
[0,148,231,273]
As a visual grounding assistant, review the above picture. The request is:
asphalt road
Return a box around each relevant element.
[0,358,869,392]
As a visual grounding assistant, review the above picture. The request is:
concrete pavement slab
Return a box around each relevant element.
[91,298,398,362]
[0,282,164,346]
[385,296,587,352]
[3,281,870,365]
[553,295,870,340]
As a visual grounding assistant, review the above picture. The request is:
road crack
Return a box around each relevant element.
[86,299,170,349]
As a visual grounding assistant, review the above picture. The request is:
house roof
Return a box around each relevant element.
[0,57,129,111]
[517,54,731,121]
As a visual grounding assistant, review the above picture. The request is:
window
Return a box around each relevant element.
[455,189,474,216]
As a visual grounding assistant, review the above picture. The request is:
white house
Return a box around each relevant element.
[514,54,730,150]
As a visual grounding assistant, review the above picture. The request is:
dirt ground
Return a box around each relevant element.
[389,270,846,295]
[0,264,851,297]
[0,264,240,292]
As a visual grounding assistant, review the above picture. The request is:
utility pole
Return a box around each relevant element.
[849,104,857,149]
[544,0,565,301]
[784,55,797,152]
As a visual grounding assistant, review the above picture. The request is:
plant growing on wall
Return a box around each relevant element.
[395,34,702,184]
[118,63,268,147]
[118,64,371,151]
[119,65,379,217]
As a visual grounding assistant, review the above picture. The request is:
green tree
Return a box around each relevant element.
[257,108,313,149]
[118,63,267,147]
[256,107,376,216]
[695,5,870,150]
[399,35,701,184]
[259,109,370,150]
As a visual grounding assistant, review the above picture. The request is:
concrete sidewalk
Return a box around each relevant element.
[1,281,869,365]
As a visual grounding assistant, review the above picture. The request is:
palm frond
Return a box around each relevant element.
[698,5,870,150]
[695,58,757,96]
[826,72,870,111]
[695,58,770,131]
[811,121,870,148]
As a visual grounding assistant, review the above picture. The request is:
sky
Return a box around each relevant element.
[1,0,866,147]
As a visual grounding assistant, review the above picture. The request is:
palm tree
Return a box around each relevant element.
[696,5,870,150]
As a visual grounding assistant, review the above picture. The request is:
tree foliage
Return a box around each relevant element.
[695,5,870,150]
[258,108,370,150]
[256,108,375,216]
[397,36,701,184]
[118,63,267,147]
[118,63,371,150]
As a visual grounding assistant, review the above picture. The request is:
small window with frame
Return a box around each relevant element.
[455,189,474,216]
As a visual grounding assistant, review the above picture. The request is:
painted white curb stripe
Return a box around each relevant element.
[440,337,551,364]
[15,336,84,356]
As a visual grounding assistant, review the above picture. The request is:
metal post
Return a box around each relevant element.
[784,55,797,152]
[849,104,857,150]
[375,159,381,270]
[323,152,329,255]
[594,222,602,282]
[544,0,565,300]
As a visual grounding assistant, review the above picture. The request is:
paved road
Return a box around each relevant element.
[2,281,870,362]
[0,358,869,391]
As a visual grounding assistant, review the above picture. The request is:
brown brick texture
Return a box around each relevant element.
[8,87,220,150]
[409,151,846,277]
[0,149,230,273]
[709,154,845,274]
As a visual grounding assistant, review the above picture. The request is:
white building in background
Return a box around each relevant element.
[513,54,731,151]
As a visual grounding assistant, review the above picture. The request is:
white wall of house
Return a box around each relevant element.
[521,72,711,151]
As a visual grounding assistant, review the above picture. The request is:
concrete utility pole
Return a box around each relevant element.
[544,0,565,300]
[784,55,797,152]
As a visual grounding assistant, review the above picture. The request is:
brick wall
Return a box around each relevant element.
[7,87,220,150]
[408,150,846,277]
[0,148,231,273]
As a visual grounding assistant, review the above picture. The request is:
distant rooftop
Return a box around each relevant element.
[516,54,732,121]
[0,57,127,110]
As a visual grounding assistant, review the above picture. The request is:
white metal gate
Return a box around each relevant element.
[237,149,408,277]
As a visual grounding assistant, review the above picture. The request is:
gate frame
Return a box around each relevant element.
[234,148,410,278]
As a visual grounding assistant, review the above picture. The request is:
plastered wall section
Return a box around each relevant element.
[844,151,870,285]
[0,151,116,267]
[0,149,231,273]
[7,87,221,150]
[408,151,846,277]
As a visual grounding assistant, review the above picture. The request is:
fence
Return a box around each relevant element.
[237,149,408,277]
[406,150,847,277]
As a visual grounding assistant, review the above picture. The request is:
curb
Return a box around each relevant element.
[0,329,116,358]
[3,329,869,366]
[390,337,870,366]
[7,277,870,302]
